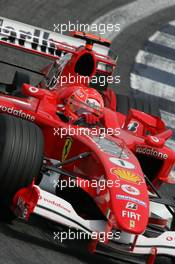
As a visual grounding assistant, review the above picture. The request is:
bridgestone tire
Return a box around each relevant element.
[0,114,44,204]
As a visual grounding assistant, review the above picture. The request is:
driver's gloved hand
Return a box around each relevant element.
[82,113,100,125]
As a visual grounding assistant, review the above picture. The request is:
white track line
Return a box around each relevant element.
[131,27,175,99]
[149,31,175,50]
[166,139,175,151]
[160,110,175,130]
[169,21,175,26]
[92,0,175,40]
[131,73,175,102]
[135,50,175,75]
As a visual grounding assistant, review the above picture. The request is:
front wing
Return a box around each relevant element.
[28,187,175,262]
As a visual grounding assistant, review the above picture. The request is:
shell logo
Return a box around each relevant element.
[111,169,143,185]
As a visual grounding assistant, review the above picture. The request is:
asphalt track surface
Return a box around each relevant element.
[0,1,175,264]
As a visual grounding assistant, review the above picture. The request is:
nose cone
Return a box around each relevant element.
[109,169,149,234]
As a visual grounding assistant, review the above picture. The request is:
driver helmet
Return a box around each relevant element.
[64,87,104,122]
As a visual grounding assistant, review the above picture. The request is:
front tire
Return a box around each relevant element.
[0,114,44,206]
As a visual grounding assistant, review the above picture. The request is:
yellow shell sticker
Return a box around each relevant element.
[111,168,143,184]
[62,137,73,161]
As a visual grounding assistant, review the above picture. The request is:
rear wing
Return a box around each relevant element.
[0,17,114,66]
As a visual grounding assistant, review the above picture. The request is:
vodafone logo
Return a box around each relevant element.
[121,184,140,196]
[166,236,174,241]
[150,136,159,143]
[29,86,39,93]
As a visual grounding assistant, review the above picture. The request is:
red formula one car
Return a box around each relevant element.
[0,17,175,264]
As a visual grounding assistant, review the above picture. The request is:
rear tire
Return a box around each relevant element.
[0,114,44,218]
